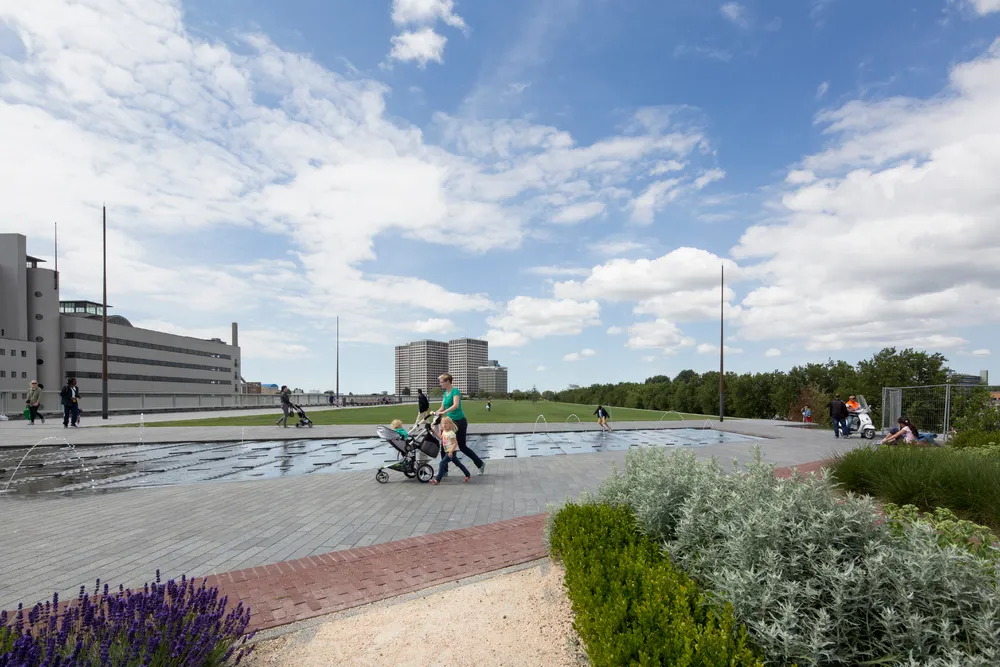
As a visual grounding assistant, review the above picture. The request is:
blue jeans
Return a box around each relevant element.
[63,404,80,426]
[437,451,470,482]
[833,417,848,438]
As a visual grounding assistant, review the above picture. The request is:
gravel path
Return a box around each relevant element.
[245,561,587,667]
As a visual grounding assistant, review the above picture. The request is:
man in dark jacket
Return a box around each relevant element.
[828,394,850,438]
[61,378,79,428]
[416,389,430,419]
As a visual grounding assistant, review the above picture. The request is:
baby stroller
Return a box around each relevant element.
[375,414,441,484]
[292,404,314,428]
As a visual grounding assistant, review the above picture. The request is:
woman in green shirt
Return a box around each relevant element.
[436,373,485,475]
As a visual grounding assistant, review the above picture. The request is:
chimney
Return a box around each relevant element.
[232,322,239,348]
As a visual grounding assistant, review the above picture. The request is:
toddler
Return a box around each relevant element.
[431,416,470,485]
[390,419,409,439]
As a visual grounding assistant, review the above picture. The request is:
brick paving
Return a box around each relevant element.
[203,514,547,632]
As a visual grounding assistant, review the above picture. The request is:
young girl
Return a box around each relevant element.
[431,416,470,485]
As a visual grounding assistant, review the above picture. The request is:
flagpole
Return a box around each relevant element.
[335,316,339,401]
[719,264,725,423]
[102,206,109,420]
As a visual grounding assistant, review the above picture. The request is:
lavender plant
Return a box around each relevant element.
[0,571,254,667]
[593,446,1000,667]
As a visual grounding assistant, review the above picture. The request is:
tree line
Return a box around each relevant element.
[487,348,959,428]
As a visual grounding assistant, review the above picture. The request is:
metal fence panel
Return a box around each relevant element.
[881,384,1000,439]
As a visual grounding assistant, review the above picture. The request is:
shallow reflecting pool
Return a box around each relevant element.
[0,428,756,497]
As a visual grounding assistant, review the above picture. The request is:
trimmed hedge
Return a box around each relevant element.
[547,503,764,667]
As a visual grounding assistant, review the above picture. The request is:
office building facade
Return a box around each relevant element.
[394,337,495,396]
[394,340,448,396]
[448,338,488,396]
[478,360,508,395]
[0,233,240,403]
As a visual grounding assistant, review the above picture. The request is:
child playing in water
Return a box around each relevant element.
[431,416,470,485]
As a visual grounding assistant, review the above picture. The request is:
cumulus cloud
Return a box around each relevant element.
[536,365,547,371]
[720,2,750,28]
[412,318,455,334]
[391,0,467,30]
[563,348,597,362]
[734,40,1000,352]
[486,296,600,347]
[965,0,1000,15]
[765,348,782,358]
[971,348,991,357]
[625,319,695,353]
[552,201,605,224]
[606,326,624,335]
[389,28,447,66]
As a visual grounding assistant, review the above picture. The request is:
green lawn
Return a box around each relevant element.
[127,400,711,428]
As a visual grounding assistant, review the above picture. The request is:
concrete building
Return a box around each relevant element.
[393,340,448,396]
[448,338,488,396]
[0,233,240,409]
[478,359,508,395]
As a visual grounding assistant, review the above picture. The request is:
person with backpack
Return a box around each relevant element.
[61,378,80,428]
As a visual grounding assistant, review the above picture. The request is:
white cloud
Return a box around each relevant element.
[631,178,682,224]
[525,265,590,277]
[389,28,447,66]
[720,2,750,28]
[641,355,657,363]
[133,321,307,360]
[785,169,816,185]
[733,41,1000,352]
[552,201,605,224]
[595,240,649,257]
[536,365,547,371]
[765,348,782,358]
[625,320,695,353]
[606,326,624,335]
[971,348,991,357]
[555,248,739,303]
[693,168,726,190]
[650,160,685,175]
[486,296,600,347]
[412,318,455,334]
[816,81,830,99]
[391,0,467,30]
[966,0,1000,15]
[563,348,597,362]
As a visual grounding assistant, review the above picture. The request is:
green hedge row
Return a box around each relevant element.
[547,503,765,667]
[949,429,1000,449]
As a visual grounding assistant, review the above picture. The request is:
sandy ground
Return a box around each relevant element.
[244,561,587,667]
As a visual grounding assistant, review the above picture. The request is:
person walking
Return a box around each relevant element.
[275,385,292,427]
[801,405,812,423]
[594,405,611,431]
[416,388,430,420]
[828,394,849,438]
[61,378,80,428]
[26,380,44,424]
[430,416,471,485]
[486,399,492,413]
[436,374,486,475]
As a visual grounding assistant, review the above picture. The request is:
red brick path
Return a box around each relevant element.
[773,458,834,479]
[202,514,548,632]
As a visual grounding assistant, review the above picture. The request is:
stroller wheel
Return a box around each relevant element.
[404,467,417,478]
[376,470,389,484]
[417,463,434,484]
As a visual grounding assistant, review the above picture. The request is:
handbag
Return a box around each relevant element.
[23,405,31,420]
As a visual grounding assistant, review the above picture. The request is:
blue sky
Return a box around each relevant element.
[1,0,998,393]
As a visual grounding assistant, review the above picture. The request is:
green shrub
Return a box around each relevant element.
[594,446,1000,666]
[548,503,764,667]
[884,503,998,562]
[831,445,1000,531]
[950,429,1000,449]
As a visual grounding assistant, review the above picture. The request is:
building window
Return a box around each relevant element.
[0,371,5,378]
[67,371,230,385]
[34,314,42,320]
[34,291,43,297]
[37,359,44,365]
[64,351,229,373]
[8,350,13,356]
[63,332,232,359]
[20,351,26,357]
[35,336,43,343]
[0,350,4,356]
[21,372,26,379]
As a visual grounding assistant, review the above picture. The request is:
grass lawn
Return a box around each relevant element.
[127,400,710,428]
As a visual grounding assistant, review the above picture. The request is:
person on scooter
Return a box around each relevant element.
[845,395,860,431]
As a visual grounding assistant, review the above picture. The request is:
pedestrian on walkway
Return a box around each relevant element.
[416,388,430,420]
[430,416,471,485]
[276,385,292,427]
[61,378,79,428]
[801,405,812,423]
[828,394,849,438]
[26,380,44,424]
[436,374,486,475]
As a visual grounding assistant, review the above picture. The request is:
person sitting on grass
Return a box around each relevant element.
[391,419,409,439]
[430,416,470,485]
[882,417,919,445]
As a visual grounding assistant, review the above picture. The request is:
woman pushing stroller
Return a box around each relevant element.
[435,373,486,476]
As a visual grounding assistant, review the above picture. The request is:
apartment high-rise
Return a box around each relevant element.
[478,359,508,395]
[394,339,448,396]
[448,338,488,396]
